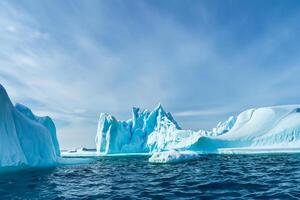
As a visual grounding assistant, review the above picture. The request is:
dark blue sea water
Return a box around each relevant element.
[1,154,300,199]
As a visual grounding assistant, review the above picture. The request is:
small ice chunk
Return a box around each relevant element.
[68,148,77,153]
[77,147,88,152]
[149,150,200,163]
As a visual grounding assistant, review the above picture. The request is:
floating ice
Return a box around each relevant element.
[189,106,300,153]
[96,104,300,157]
[0,84,60,167]
[95,104,196,154]
[149,150,200,163]
[15,103,60,157]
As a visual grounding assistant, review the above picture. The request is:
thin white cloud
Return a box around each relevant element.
[174,109,225,117]
[173,105,237,117]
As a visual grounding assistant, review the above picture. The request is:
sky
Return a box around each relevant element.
[1,0,300,149]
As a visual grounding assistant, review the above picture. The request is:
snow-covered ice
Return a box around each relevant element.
[149,150,200,163]
[0,84,60,167]
[189,105,300,152]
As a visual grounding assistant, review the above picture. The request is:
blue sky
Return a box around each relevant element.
[1,0,300,149]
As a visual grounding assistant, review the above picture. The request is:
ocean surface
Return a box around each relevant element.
[1,154,300,199]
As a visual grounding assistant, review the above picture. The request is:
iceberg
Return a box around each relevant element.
[95,104,203,154]
[149,150,200,163]
[96,104,300,156]
[14,103,60,157]
[189,105,300,153]
[0,84,60,167]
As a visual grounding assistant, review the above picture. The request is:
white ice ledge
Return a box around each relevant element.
[149,150,200,164]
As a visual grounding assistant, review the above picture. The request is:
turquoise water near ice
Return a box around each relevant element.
[1,154,300,199]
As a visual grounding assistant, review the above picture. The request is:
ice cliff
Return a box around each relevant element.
[96,104,300,154]
[95,105,191,153]
[0,84,60,167]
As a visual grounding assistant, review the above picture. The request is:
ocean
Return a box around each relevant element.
[1,154,300,199]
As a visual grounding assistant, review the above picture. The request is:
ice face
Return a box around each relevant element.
[0,84,60,167]
[96,104,300,155]
[95,113,131,154]
[15,103,60,157]
[210,116,237,136]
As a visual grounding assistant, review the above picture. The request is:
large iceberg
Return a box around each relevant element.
[190,105,300,153]
[0,84,60,167]
[95,105,193,154]
[96,104,300,155]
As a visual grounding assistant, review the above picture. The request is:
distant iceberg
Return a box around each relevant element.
[0,84,60,167]
[96,104,300,156]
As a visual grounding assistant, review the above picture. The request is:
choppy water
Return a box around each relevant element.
[1,154,300,199]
